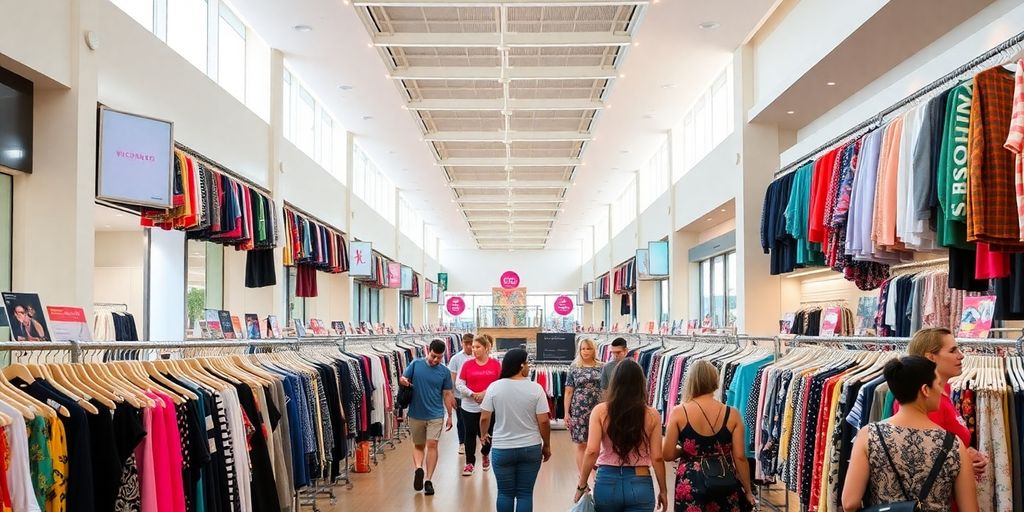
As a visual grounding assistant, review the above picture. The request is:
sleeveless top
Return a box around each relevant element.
[674,403,750,510]
[865,423,961,512]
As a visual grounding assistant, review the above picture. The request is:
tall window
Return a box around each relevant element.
[355,282,381,325]
[286,266,306,325]
[698,250,737,329]
[655,279,670,325]
[282,68,346,177]
[400,197,423,245]
[400,296,413,327]
[351,144,397,224]
[167,0,209,72]
[594,211,609,252]
[672,63,734,181]
[217,4,246,102]
[112,0,155,30]
[611,179,636,237]
[639,139,670,213]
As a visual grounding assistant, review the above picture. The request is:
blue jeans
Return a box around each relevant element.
[593,466,655,512]
[491,444,542,512]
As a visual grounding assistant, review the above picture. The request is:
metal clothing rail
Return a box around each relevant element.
[283,201,346,236]
[175,142,273,196]
[789,334,1024,354]
[774,30,1024,178]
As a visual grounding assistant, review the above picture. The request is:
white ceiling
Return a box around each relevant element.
[95,203,142,232]
[229,0,777,251]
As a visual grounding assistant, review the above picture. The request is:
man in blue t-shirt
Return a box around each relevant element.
[399,339,454,497]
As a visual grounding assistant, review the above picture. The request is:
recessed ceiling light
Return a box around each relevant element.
[698,21,720,30]
[826,81,837,86]
[619,73,625,79]
[620,150,629,154]
[661,83,677,89]
[104,225,111,229]
[338,84,353,91]
[293,24,313,32]
[706,217,713,221]
[786,110,795,115]
[720,208,726,212]
[362,115,374,121]
[642,113,654,119]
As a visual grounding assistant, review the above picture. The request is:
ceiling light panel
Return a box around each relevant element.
[359,1,646,245]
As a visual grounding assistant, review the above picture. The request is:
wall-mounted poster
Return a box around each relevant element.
[349,241,372,277]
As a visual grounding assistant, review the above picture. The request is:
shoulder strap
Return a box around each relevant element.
[874,425,913,501]
[917,432,955,502]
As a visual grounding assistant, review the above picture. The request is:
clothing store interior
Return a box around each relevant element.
[2,0,1024,511]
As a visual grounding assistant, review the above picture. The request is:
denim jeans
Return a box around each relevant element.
[491,444,543,512]
[593,466,655,512]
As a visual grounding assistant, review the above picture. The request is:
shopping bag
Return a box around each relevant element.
[353,441,372,473]
[569,493,595,512]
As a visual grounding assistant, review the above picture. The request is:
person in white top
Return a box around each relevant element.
[447,333,475,455]
[480,349,552,512]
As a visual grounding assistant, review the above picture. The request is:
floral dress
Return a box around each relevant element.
[674,407,752,512]
[566,364,602,443]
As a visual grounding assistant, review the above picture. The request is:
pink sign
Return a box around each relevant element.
[387,262,401,288]
[446,296,466,316]
[553,295,574,316]
[500,271,520,289]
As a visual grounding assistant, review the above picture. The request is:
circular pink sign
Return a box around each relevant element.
[553,295,574,316]
[446,296,466,316]
[500,271,521,289]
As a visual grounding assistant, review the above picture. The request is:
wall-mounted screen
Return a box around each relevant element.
[0,67,33,173]
[400,266,413,291]
[96,107,173,208]
[584,282,594,303]
[648,240,669,276]
[349,241,372,277]
[636,248,651,280]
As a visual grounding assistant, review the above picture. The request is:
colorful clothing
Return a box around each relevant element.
[674,407,752,511]
[565,365,602,443]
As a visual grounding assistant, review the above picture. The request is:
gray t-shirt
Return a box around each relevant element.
[600,359,622,390]
[447,351,472,399]
[480,379,550,449]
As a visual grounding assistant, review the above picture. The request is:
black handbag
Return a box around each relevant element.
[859,426,954,512]
[691,441,741,499]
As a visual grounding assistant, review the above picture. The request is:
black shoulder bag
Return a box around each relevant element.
[397,363,415,410]
[859,427,955,512]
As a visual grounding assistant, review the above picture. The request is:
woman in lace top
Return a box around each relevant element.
[842,356,977,512]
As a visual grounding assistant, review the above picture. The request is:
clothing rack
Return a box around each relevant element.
[798,298,849,305]
[174,142,272,196]
[774,29,1024,178]
[789,334,1024,355]
[93,302,128,311]
[888,257,949,272]
[283,201,346,235]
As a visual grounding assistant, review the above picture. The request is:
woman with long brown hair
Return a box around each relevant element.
[573,359,667,511]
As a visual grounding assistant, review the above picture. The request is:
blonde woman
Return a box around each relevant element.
[663,360,753,511]
[564,338,604,478]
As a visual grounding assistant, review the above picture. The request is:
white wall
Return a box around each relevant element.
[781,0,1024,164]
[351,196,397,259]
[639,194,671,243]
[673,134,741,231]
[611,221,638,266]
[97,1,271,187]
[750,0,887,113]
[398,234,424,273]
[279,142,348,230]
[147,228,185,340]
[0,0,72,87]
[441,249,581,293]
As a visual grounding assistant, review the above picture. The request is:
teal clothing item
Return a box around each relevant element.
[404,358,454,421]
[881,390,895,420]
[785,162,825,266]
[725,355,773,458]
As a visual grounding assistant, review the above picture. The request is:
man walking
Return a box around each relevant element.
[399,339,455,496]
[600,337,629,396]
[448,333,475,455]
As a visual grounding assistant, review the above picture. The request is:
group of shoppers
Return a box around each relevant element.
[399,328,989,512]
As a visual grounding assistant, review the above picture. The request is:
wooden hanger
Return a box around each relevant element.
[0,381,36,420]
[85,361,151,408]
[46,363,106,413]
[0,371,68,418]
[66,363,123,406]
[142,361,198,402]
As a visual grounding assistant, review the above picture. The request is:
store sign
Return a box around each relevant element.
[349,241,372,277]
[499,271,520,289]
[446,296,466,316]
[438,273,448,291]
[553,295,574,316]
[387,262,401,288]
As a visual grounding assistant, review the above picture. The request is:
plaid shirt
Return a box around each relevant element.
[967,66,1022,247]
[1003,59,1024,241]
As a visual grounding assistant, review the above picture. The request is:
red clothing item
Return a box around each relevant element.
[975,242,1011,280]
[459,358,501,392]
[892,385,971,447]
[808,149,840,243]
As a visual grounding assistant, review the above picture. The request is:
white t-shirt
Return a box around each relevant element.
[480,379,550,449]
[0,401,40,512]
[447,350,473,399]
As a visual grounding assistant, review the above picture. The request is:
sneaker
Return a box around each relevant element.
[462,464,474,476]
[482,455,491,472]
[424,481,435,496]
[413,468,424,491]
[458,444,465,455]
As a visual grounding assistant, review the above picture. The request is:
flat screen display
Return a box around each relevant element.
[400,266,413,291]
[636,248,651,280]
[648,240,669,276]
[0,68,33,173]
[97,107,173,208]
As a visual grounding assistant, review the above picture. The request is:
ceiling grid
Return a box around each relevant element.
[356,0,647,250]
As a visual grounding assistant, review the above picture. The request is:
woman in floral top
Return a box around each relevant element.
[564,338,603,478]
[662,360,753,512]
